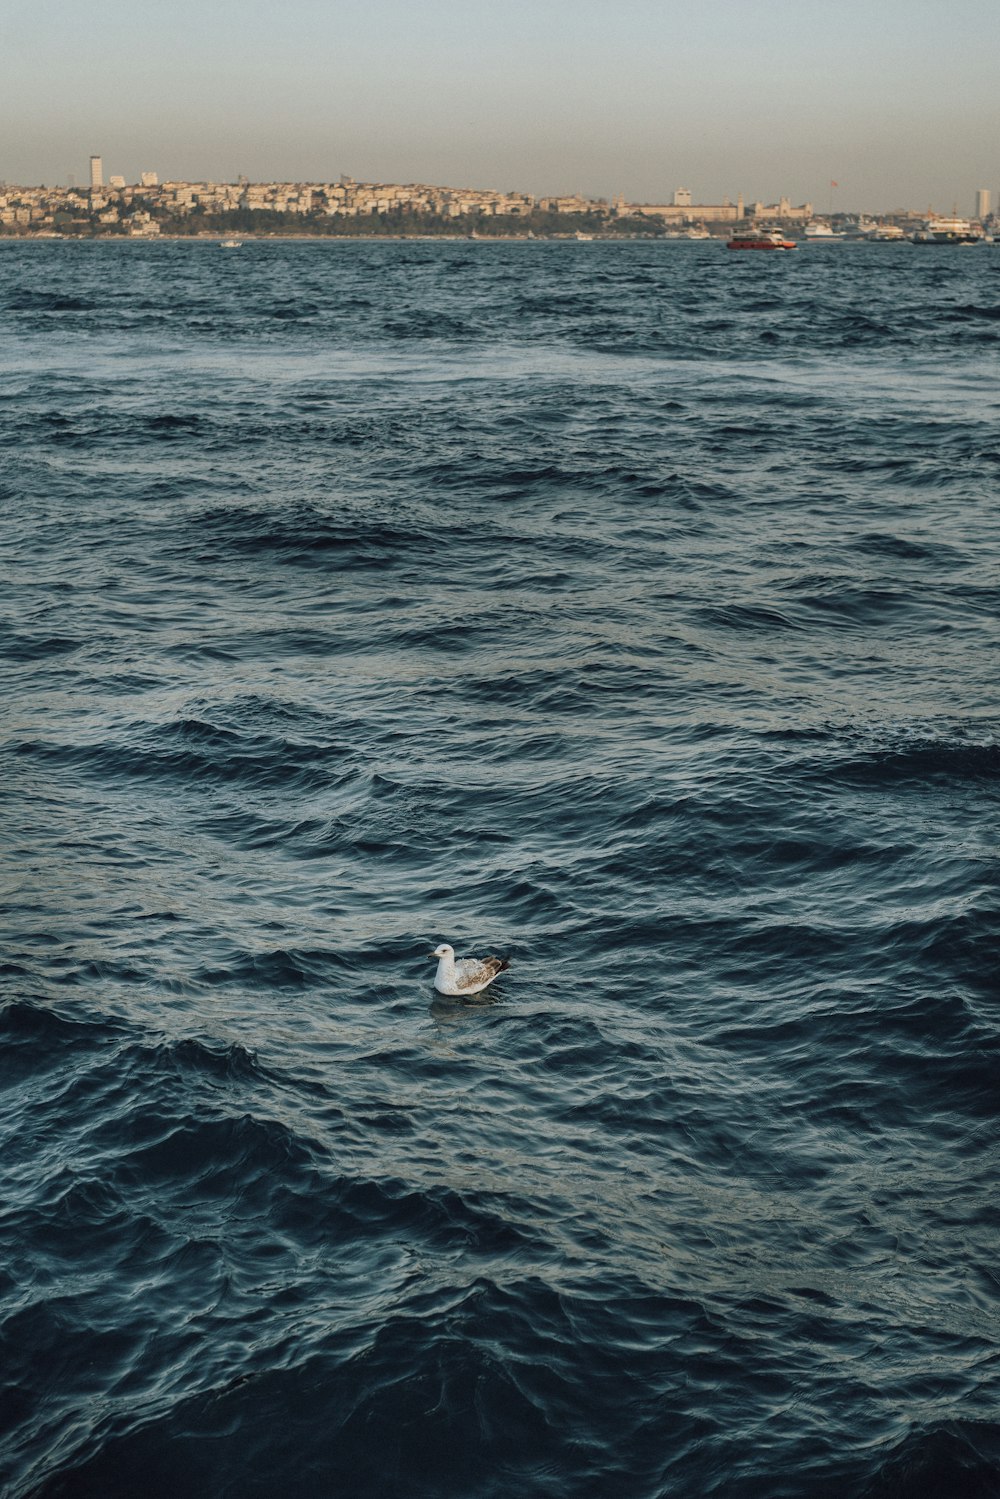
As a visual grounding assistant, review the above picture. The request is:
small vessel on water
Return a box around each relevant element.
[863,222,906,241]
[803,221,844,240]
[220,238,243,249]
[911,216,982,245]
[726,227,796,251]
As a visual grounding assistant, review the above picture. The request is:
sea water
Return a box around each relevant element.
[2,238,999,1498]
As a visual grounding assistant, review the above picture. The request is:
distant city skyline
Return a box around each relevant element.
[5,171,994,240]
[2,0,998,213]
[15,164,995,223]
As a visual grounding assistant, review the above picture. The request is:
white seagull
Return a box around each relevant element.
[430,943,510,997]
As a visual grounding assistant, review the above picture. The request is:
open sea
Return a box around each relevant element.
[2,236,999,1499]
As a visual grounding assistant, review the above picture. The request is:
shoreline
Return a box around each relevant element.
[1,230,725,245]
[0,231,919,247]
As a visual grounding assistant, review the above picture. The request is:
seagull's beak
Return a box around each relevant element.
[428,952,438,959]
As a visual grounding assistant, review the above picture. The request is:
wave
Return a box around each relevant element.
[861,1421,1000,1498]
[10,720,355,793]
[830,737,1000,788]
[7,290,95,312]
[175,502,437,568]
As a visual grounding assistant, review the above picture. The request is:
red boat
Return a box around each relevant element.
[726,228,797,251]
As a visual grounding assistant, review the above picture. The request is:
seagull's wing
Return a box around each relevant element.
[454,955,510,990]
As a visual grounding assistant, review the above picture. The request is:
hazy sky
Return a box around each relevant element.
[3,0,998,210]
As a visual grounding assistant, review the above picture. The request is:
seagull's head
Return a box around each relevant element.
[430,943,454,960]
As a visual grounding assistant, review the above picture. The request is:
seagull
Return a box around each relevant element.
[430,943,510,997]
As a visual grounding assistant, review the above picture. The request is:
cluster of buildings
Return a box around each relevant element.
[0,157,538,233]
[616,187,814,225]
[0,157,994,237]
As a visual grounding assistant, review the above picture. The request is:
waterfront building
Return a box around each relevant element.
[539,194,596,214]
[625,195,810,226]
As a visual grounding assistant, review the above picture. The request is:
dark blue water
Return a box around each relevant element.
[3,238,999,1499]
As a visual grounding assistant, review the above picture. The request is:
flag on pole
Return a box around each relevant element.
[830,180,839,188]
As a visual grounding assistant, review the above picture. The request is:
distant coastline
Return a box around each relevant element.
[3,229,732,244]
[2,175,985,242]
[0,211,746,243]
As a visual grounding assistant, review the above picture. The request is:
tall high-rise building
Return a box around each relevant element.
[975,187,991,219]
[89,155,103,189]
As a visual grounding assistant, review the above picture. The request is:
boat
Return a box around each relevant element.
[726,227,796,251]
[684,225,711,239]
[863,222,906,241]
[911,216,982,245]
[803,221,844,239]
[220,238,243,248]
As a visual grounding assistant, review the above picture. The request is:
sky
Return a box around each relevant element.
[2,0,998,212]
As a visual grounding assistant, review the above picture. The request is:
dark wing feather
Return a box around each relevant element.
[455,955,510,989]
[480,956,510,980]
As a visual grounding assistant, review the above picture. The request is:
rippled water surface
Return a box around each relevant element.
[3,239,1000,1498]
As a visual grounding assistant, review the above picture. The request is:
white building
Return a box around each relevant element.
[89,155,103,189]
[975,187,991,219]
[672,187,692,207]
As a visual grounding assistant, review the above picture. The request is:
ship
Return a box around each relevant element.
[802,221,845,240]
[911,216,982,245]
[726,227,796,251]
[862,222,906,241]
